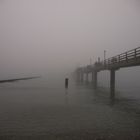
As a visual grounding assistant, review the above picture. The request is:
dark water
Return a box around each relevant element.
[0,78,140,140]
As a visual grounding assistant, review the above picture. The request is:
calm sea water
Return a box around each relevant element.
[0,77,140,140]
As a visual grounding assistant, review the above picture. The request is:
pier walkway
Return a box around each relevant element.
[75,47,140,99]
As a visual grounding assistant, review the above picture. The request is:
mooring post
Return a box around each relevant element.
[65,78,69,89]
[94,71,97,89]
[110,69,115,99]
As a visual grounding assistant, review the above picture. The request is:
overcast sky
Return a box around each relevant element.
[0,0,140,78]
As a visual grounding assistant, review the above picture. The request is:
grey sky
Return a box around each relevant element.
[0,0,140,78]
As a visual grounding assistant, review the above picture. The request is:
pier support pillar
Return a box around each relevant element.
[86,73,88,83]
[110,69,115,99]
[80,72,84,82]
[77,72,80,82]
[92,72,94,82]
[94,71,98,89]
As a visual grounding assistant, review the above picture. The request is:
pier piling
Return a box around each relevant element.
[94,71,97,89]
[110,69,115,99]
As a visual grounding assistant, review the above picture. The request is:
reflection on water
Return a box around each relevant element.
[0,78,140,139]
[65,89,69,105]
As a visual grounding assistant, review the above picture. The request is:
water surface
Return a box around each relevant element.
[0,78,140,140]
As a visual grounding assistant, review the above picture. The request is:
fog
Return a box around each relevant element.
[1,1,140,139]
[0,0,140,79]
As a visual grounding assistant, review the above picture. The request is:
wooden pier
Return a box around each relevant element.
[75,47,140,99]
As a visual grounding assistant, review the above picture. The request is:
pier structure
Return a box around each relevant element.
[75,47,140,99]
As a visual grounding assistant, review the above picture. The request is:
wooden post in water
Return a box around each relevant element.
[65,78,69,89]
[94,71,97,89]
[110,69,115,99]
[86,72,88,83]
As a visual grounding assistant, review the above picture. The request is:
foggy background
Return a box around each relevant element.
[0,0,140,87]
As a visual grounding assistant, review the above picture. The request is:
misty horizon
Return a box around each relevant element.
[0,0,140,79]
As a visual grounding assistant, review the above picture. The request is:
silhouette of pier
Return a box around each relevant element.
[75,47,140,99]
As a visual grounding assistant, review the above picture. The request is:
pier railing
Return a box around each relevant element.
[78,46,140,72]
[104,47,140,66]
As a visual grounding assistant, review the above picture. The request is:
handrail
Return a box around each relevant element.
[104,47,140,66]
[76,47,140,72]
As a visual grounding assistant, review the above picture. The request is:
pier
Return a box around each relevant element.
[75,47,140,99]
